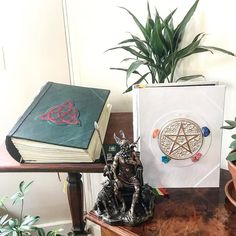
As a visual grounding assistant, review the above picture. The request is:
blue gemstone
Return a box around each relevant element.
[202,126,210,137]
[161,155,170,164]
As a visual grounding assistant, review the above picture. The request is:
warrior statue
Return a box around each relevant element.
[112,130,142,216]
[93,125,155,226]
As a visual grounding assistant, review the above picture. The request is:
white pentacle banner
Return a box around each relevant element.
[133,82,225,188]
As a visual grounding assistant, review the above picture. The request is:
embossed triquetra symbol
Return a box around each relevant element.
[159,118,203,160]
[39,100,80,125]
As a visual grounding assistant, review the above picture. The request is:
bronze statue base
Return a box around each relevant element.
[94,183,155,226]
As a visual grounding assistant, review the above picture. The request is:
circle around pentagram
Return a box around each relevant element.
[158,118,203,160]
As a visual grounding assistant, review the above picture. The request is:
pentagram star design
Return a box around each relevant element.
[165,123,199,154]
[158,119,203,160]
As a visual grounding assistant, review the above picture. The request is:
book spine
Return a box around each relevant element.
[5,82,53,163]
[86,89,111,149]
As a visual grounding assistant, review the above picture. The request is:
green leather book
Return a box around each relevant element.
[5,82,111,163]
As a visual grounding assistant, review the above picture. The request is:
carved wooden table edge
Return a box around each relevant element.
[86,211,140,236]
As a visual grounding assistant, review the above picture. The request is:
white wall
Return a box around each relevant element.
[0,0,71,228]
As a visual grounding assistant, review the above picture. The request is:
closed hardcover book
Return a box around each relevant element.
[6,82,111,163]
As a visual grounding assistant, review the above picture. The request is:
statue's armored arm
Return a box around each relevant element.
[112,155,119,180]
[135,151,142,164]
[131,151,142,168]
[135,156,142,168]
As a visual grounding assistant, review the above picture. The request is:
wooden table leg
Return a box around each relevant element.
[67,172,87,235]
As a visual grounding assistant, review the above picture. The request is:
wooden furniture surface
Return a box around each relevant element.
[0,112,133,235]
[87,169,236,236]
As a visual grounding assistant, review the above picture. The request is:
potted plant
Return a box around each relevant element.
[107,0,235,92]
[0,181,68,236]
[222,118,236,190]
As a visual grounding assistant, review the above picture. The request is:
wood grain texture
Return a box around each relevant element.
[104,112,133,143]
[87,169,236,236]
[67,173,86,235]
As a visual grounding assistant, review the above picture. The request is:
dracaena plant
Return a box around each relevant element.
[222,118,236,162]
[0,181,69,236]
[107,0,235,93]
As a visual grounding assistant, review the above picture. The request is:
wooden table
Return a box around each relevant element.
[0,113,133,235]
[87,169,236,236]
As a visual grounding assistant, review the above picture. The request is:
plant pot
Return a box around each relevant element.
[228,161,236,190]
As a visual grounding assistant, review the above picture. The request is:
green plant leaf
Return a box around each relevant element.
[147,1,152,20]
[226,151,236,161]
[162,19,175,51]
[120,7,150,41]
[126,60,145,80]
[230,140,236,149]
[163,8,177,25]
[201,46,236,57]
[0,229,13,236]
[221,125,234,130]
[148,12,167,56]
[167,33,205,81]
[37,228,46,236]
[175,33,205,59]
[47,229,64,236]
[120,58,136,63]
[11,191,24,205]
[131,35,150,56]
[124,72,150,93]
[145,2,155,37]
[183,46,213,58]
[0,215,9,225]
[231,134,236,139]
[118,38,136,45]
[10,181,33,206]
[0,196,8,210]
[163,33,204,70]
[170,61,178,82]
[176,74,204,82]
[19,225,33,231]
[21,215,40,226]
[146,19,154,37]
[21,181,34,194]
[225,120,236,127]
[47,232,54,236]
[174,0,199,45]
[19,181,25,193]
[119,35,150,57]
[107,46,154,63]
[8,219,16,228]
[110,67,141,76]
[150,28,160,55]
[12,231,17,236]
[154,11,168,53]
